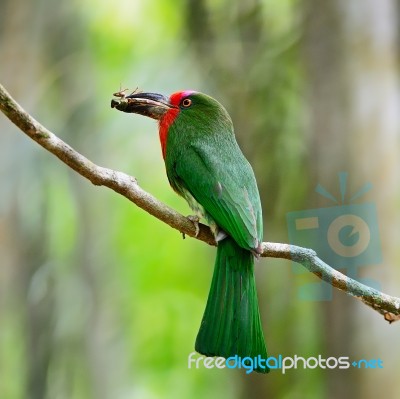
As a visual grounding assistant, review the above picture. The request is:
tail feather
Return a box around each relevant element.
[195,237,269,373]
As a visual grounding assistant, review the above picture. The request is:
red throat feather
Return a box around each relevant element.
[158,90,195,159]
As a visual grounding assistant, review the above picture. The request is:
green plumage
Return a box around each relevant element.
[195,237,268,373]
[164,93,268,373]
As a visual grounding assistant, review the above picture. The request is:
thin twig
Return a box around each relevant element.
[1,83,399,323]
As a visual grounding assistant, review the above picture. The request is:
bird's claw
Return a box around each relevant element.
[187,215,200,237]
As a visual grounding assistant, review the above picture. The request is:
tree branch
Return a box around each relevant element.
[1,83,399,323]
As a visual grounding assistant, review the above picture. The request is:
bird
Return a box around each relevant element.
[112,90,269,373]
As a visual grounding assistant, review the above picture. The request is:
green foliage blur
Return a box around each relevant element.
[1,1,400,399]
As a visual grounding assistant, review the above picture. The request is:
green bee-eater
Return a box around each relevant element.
[112,90,268,373]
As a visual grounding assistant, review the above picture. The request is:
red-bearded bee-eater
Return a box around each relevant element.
[111,90,269,373]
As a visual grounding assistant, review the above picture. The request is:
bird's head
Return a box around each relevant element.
[111,90,233,158]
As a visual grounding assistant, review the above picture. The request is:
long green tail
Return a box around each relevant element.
[195,237,269,373]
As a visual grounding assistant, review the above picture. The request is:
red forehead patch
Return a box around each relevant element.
[169,90,196,106]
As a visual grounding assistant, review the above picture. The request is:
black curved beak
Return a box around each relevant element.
[111,92,172,120]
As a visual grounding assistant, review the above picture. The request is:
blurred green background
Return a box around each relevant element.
[1,0,399,398]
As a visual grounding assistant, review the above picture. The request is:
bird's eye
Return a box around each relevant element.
[181,98,192,108]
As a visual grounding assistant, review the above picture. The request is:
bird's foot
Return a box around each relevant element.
[215,229,228,242]
[251,242,263,259]
[187,215,200,237]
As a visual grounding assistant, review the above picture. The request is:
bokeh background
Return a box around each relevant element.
[1,0,400,398]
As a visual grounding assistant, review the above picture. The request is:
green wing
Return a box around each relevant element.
[169,142,263,252]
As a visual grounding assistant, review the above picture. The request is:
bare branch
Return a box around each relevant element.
[1,83,399,323]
